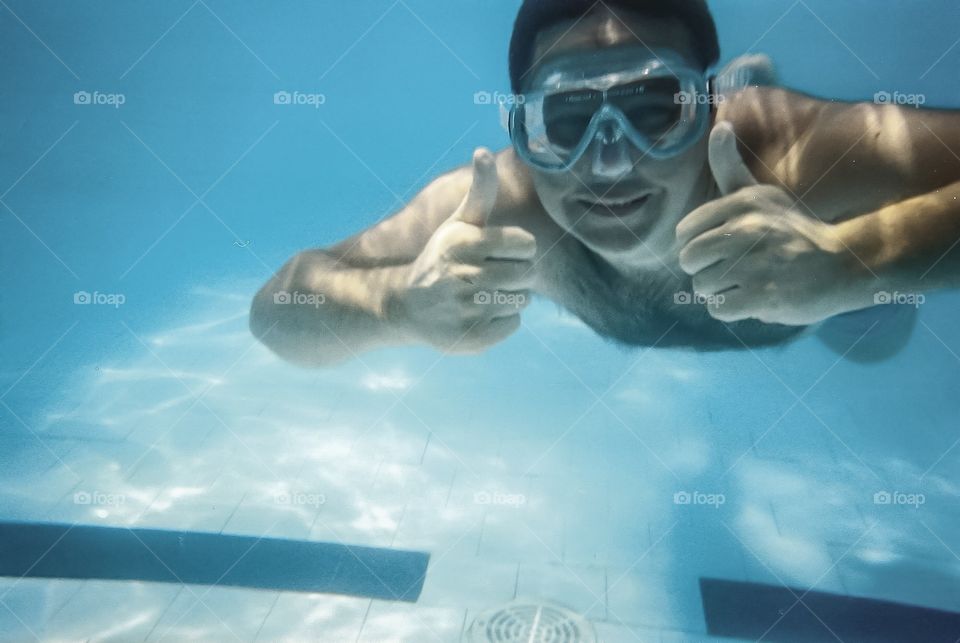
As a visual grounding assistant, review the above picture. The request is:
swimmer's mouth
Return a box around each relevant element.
[577,192,652,215]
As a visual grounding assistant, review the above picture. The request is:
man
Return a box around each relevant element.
[250,0,960,367]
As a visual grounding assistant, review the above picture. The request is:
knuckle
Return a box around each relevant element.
[691,274,709,293]
[760,184,786,200]
[504,226,538,251]
[712,309,740,323]
[452,265,480,284]
[678,247,695,271]
[734,213,767,234]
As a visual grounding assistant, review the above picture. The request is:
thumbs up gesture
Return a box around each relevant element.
[397,148,539,353]
[675,122,850,326]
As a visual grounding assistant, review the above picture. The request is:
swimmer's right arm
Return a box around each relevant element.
[249,149,538,367]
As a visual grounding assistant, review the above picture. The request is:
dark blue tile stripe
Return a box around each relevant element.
[700,577,960,643]
[0,521,428,602]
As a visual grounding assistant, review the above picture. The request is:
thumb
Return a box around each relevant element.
[709,121,759,196]
[452,148,499,227]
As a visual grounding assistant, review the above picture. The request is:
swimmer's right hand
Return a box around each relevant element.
[390,148,537,354]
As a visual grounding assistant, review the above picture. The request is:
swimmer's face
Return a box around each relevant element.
[524,7,714,271]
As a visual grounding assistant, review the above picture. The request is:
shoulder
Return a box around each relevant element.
[715,86,828,186]
[716,86,825,140]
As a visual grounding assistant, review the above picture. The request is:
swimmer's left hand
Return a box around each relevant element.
[676,121,855,326]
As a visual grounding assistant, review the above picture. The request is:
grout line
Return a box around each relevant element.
[142,585,186,642]
[418,432,431,465]
[354,599,373,643]
[251,591,282,642]
[769,500,784,538]
[457,607,468,643]
[475,511,487,557]
[217,492,246,535]
[389,502,408,548]
[44,579,88,624]
[443,468,457,510]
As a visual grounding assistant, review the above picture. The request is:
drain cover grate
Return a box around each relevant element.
[466,601,596,643]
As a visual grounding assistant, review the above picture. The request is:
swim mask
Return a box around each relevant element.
[509,47,714,172]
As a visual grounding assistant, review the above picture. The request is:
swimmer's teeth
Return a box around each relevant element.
[603,195,644,207]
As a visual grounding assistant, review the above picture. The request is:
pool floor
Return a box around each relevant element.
[1,289,959,642]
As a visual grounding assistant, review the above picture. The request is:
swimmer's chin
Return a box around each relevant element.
[591,245,685,280]
[592,233,684,275]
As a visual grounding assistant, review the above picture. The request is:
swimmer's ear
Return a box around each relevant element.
[708,121,759,196]
[451,148,499,227]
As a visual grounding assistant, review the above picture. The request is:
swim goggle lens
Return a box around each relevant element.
[509,66,711,171]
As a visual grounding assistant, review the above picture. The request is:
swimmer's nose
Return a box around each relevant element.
[591,124,633,179]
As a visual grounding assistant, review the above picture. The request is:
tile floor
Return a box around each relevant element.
[1,285,959,641]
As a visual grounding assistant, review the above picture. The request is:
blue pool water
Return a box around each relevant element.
[2,1,960,640]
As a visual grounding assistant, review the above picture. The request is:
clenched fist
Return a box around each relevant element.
[676,122,853,326]
[393,148,538,353]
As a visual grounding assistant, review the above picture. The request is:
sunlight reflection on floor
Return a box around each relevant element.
[1,284,959,640]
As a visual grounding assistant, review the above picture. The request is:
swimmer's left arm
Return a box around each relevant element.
[784,92,960,300]
[679,87,960,325]
[832,177,960,299]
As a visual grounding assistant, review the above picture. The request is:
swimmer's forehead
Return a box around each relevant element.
[525,8,701,88]
[527,46,694,89]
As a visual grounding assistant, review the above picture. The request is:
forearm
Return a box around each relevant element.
[250,250,417,367]
[836,180,960,303]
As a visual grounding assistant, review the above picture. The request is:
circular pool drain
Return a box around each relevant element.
[466,601,596,643]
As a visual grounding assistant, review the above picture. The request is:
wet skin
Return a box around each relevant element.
[251,6,960,365]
